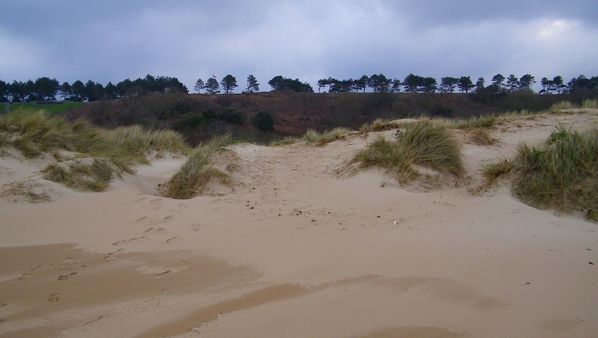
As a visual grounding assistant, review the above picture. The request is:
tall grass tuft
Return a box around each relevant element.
[359,119,404,133]
[1,112,189,191]
[162,134,232,199]
[468,128,497,145]
[482,158,514,185]
[550,101,576,112]
[514,127,598,219]
[42,159,129,192]
[483,127,598,221]
[354,119,464,182]
[454,115,497,130]
[303,128,352,146]
[581,99,598,109]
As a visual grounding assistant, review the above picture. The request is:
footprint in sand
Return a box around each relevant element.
[190,223,202,232]
[103,248,126,260]
[153,270,171,278]
[150,198,162,209]
[47,293,60,303]
[178,203,188,210]
[112,236,147,246]
[136,216,149,223]
[18,272,31,280]
[57,271,77,281]
[165,236,181,244]
[162,215,175,223]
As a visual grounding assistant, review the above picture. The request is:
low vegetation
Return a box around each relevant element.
[550,99,598,112]
[483,127,598,221]
[0,112,189,191]
[467,128,497,145]
[43,158,131,192]
[161,134,233,199]
[3,102,83,115]
[303,128,352,145]
[354,119,464,182]
[270,136,300,146]
[359,118,404,133]
[453,115,497,130]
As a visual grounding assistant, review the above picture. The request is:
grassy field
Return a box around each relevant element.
[2,102,83,115]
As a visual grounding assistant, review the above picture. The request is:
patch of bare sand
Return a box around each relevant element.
[0,110,597,338]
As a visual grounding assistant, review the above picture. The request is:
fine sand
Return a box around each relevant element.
[1,111,597,337]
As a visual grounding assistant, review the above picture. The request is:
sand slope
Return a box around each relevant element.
[1,111,597,338]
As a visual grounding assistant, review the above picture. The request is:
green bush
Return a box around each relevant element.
[252,112,274,132]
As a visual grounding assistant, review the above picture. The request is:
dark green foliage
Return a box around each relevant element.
[252,112,274,132]
[268,76,313,92]
[221,75,238,94]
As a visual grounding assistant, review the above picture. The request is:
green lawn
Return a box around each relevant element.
[1,102,83,115]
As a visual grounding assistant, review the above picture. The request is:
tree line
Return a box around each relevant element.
[0,75,188,102]
[2,72,597,103]
[317,73,598,94]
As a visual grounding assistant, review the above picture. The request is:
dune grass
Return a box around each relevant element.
[483,127,598,221]
[161,134,233,199]
[359,118,405,133]
[303,127,352,146]
[0,112,189,191]
[482,158,514,186]
[42,159,131,192]
[550,101,576,112]
[269,136,300,146]
[354,119,464,182]
[581,99,598,109]
[454,115,497,130]
[467,128,497,145]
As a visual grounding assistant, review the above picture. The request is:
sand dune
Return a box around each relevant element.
[1,111,597,337]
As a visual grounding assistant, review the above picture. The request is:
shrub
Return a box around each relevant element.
[355,119,463,182]
[252,112,274,132]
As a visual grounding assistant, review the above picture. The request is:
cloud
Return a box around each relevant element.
[0,0,597,90]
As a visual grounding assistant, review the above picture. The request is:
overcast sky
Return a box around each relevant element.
[1,0,597,91]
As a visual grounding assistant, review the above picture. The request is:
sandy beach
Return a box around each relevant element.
[1,110,597,338]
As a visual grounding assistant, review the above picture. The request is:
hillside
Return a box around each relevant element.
[68,91,592,144]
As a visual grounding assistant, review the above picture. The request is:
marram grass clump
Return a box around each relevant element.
[483,127,598,221]
[303,128,352,146]
[0,112,189,191]
[354,119,464,182]
[43,158,132,192]
[161,134,233,199]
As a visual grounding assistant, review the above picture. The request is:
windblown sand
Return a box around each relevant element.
[1,111,597,337]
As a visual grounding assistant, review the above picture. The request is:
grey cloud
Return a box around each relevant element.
[0,0,597,90]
